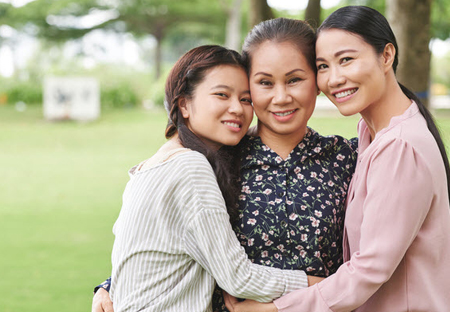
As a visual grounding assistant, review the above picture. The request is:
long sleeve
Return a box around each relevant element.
[183,160,308,302]
[274,138,435,311]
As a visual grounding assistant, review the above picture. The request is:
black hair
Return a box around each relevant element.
[164,45,245,223]
[318,6,450,199]
[242,17,316,74]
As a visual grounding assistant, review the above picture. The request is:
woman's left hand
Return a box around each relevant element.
[223,291,277,312]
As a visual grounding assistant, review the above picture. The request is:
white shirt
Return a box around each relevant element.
[111,149,307,312]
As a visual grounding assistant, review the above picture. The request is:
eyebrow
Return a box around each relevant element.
[316,49,358,62]
[253,68,305,77]
[211,85,232,90]
[211,85,250,95]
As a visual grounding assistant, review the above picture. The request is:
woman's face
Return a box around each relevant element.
[181,65,253,150]
[249,41,318,139]
[315,29,387,117]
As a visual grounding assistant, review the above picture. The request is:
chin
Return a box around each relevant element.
[336,105,359,117]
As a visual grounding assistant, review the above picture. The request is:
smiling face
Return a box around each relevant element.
[249,41,318,142]
[315,29,388,117]
[180,65,253,150]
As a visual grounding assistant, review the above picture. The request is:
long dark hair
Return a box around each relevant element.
[164,45,244,223]
[318,6,450,199]
[242,17,316,74]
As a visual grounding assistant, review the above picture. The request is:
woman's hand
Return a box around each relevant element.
[308,275,325,286]
[223,291,277,312]
[92,288,114,312]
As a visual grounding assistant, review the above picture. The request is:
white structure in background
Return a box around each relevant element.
[43,77,100,121]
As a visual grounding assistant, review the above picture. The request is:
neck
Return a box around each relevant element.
[257,122,308,160]
[360,73,411,141]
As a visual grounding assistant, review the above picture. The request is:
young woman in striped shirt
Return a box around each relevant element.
[102,45,315,312]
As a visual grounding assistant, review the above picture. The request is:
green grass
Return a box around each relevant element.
[0,104,449,312]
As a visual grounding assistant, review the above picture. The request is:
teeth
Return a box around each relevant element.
[335,89,357,98]
[274,109,296,117]
[224,122,240,128]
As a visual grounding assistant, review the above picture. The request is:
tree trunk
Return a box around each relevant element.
[154,25,164,80]
[387,0,432,107]
[305,0,321,29]
[248,0,274,29]
[225,0,243,51]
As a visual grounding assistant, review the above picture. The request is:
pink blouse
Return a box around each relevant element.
[274,102,450,312]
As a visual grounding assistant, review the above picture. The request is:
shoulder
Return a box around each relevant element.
[309,128,358,160]
[130,150,215,182]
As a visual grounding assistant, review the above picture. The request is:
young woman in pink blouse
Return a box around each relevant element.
[225,6,450,312]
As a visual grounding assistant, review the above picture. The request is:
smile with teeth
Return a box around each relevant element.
[273,109,296,117]
[335,88,357,99]
[223,121,241,128]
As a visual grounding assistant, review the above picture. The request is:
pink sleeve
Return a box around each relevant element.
[274,139,434,312]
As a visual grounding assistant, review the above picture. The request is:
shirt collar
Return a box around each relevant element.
[241,128,326,168]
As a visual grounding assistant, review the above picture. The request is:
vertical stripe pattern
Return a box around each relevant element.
[111,150,307,312]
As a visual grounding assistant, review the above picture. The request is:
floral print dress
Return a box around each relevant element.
[213,128,358,311]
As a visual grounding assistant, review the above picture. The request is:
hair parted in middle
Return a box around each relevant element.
[242,17,317,74]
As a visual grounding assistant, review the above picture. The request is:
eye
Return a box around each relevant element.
[341,57,353,64]
[259,80,272,86]
[215,92,228,98]
[317,63,328,70]
[288,77,302,84]
[240,97,252,105]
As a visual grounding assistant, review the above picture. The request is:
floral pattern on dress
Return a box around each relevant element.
[213,128,358,312]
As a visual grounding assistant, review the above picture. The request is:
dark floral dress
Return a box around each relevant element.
[212,128,358,311]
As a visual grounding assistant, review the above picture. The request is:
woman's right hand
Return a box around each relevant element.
[307,275,325,286]
[92,288,114,312]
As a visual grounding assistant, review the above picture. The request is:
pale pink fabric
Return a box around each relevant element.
[274,102,450,312]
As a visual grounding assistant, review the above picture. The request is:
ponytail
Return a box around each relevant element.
[399,83,450,199]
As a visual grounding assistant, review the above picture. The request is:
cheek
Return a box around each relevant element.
[293,83,317,104]
[316,74,328,91]
[243,106,254,126]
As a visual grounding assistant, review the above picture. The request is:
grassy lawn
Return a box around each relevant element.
[0,104,449,312]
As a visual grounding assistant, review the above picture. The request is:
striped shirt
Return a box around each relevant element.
[110,148,308,312]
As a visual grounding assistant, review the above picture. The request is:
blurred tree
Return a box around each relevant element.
[305,0,321,29]
[387,0,433,107]
[431,0,450,40]
[248,0,273,29]
[8,0,227,79]
[219,0,244,51]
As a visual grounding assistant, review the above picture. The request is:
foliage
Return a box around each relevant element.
[431,0,450,40]
[432,53,450,87]
[101,84,138,109]
[0,79,43,105]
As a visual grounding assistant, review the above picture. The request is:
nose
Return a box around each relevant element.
[272,84,292,105]
[328,66,346,88]
[228,97,244,115]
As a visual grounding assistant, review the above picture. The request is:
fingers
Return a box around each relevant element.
[223,290,238,312]
[102,298,114,312]
[92,288,114,312]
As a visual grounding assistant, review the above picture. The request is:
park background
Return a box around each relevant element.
[0,0,449,311]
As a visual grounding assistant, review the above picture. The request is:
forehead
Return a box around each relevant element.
[316,29,371,54]
[250,41,311,72]
[196,65,248,88]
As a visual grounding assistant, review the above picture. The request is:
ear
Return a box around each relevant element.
[381,43,396,73]
[178,97,190,119]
